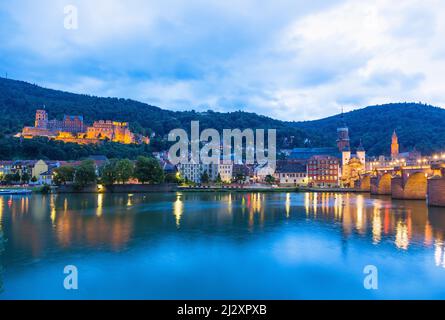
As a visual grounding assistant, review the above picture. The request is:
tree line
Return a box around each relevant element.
[53,156,175,189]
[0,136,155,161]
[1,172,37,185]
[0,77,311,153]
[4,78,445,157]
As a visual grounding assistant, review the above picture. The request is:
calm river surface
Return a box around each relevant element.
[0,192,445,299]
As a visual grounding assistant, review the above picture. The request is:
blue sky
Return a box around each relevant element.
[1,0,444,120]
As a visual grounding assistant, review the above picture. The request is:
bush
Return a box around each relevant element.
[74,160,97,188]
[134,156,164,184]
[40,184,51,194]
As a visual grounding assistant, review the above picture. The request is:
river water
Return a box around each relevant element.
[0,192,444,299]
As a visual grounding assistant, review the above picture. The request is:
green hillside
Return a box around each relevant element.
[0,77,312,145]
[292,103,445,156]
[0,77,444,159]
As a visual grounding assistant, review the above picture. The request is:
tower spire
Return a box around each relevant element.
[336,107,350,152]
[357,139,364,151]
[391,130,399,159]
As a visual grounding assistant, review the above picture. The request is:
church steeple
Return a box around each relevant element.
[391,130,399,159]
[357,139,365,152]
[336,107,350,152]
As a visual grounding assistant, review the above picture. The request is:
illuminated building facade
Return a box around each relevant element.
[84,121,134,144]
[308,155,340,187]
[368,132,422,170]
[274,161,308,186]
[340,141,366,187]
[177,161,234,184]
[20,109,149,145]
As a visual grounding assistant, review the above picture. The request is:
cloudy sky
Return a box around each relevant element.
[1,0,444,120]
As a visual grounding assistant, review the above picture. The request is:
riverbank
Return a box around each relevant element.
[296,186,368,193]
[177,185,367,193]
[57,183,178,193]
[1,184,367,194]
[178,186,298,193]
[0,186,45,193]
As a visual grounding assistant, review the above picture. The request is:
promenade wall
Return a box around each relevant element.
[57,183,177,193]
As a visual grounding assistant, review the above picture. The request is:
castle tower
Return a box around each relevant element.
[391,130,399,159]
[35,109,48,129]
[336,111,350,152]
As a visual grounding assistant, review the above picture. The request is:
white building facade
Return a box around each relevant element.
[177,161,234,183]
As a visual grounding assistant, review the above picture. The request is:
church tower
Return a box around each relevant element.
[336,110,350,152]
[391,130,399,159]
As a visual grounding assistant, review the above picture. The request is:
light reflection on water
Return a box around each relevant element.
[0,192,445,299]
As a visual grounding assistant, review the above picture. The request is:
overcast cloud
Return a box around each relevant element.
[1,0,444,120]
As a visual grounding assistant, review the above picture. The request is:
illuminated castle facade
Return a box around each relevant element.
[21,109,149,145]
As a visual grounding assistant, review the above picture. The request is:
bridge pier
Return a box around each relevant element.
[370,174,391,195]
[391,176,405,199]
[370,177,378,194]
[427,176,445,207]
[391,173,427,200]
[358,175,371,192]
[358,165,444,202]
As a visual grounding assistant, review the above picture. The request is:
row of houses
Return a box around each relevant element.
[0,160,59,185]
[0,156,108,186]
[158,155,341,187]
[0,153,342,188]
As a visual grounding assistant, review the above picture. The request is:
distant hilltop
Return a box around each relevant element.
[18,109,150,145]
[1,77,445,155]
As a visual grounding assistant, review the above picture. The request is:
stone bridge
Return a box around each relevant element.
[358,164,445,206]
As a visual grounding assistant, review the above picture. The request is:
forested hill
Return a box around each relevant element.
[0,77,445,158]
[291,103,445,156]
[0,77,313,148]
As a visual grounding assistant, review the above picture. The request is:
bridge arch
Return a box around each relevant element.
[378,173,392,195]
[360,176,371,191]
[404,172,428,200]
